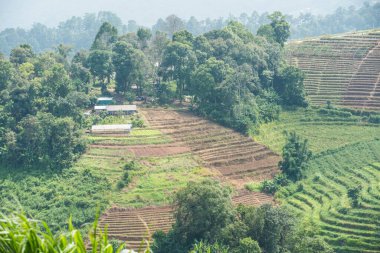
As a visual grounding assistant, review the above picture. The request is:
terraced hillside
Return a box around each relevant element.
[99,191,274,250]
[142,108,280,186]
[87,110,278,250]
[278,140,380,253]
[286,30,380,110]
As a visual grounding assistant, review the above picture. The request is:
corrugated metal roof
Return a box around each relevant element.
[91,124,132,131]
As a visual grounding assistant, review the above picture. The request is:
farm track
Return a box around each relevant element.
[287,30,380,110]
[142,108,280,185]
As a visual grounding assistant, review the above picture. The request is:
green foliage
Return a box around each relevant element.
[9,44,34,65]
[275,65,307,107]
[91,22,118,51]
[368,114,380,124]
[87,50,113,87]
[160,41,197,101]
[261,174,290,194]
[347,185,362,208]
[189,241,229,253]
[137,28,152,49]
[173,180,235,247]
[0,167,110,232]
[112,41,148,94]
[279,131,312,181]
[235,238,261,253]
[268,12,290,46]
[0,212,132,253]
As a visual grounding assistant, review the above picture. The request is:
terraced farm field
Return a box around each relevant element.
[83,109,280,250]
[255,108,380,154]
[99,191,274,250]
[278,140,380,253]
[142,108,280,186]
[286,30,380,110]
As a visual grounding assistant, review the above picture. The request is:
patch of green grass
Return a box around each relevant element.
[254,108,379,154]
[112,154,214,207]
[244,182,262,192]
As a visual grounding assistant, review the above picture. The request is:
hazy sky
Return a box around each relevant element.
[0,0,368,31]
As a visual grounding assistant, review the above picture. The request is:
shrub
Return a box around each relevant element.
[369,115,380,124]
[348,185,362,207]
[279,132,312,181]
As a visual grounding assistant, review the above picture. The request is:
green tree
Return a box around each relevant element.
[173,30,194,46]
[173,180,234,247]
[239,205,296,253]
[235,238,261,253]
[137,27,152,49]
[112,41,148,95]
[189,241,229,253]
[279,132,312,181]
[275,65,307,107]
[0,58,15,91]
[42,64,73,98]
[160,41,197,101]
[269,12,290,46]
[91,22,118,51]
[10,44,34,65]
[87,50,113,89]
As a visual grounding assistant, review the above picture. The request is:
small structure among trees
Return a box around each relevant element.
[93,104,137,115]
[96,97,113,105]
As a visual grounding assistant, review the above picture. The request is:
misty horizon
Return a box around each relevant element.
[0,0,370,31]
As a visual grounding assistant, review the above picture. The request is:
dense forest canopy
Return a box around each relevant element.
[1,2,379,55]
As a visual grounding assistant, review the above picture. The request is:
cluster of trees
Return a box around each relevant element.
[152,180,333,253]
[2,2,379,55]
[0,43,94,169]
[159,13,306,133]
[82,13,307,133]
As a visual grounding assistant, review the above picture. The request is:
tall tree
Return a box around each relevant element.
[9,44,34,65]
[137,28,152,50]
[160,41,196,101]
[87,50,113,89]
[112,41,147,95]
[279,131,312,181]
[90,22,118,51]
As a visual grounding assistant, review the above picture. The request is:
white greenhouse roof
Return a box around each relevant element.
[106,105,137,112]
[97,97,113,101]
[94,105,107,110]
[91,124,132,131]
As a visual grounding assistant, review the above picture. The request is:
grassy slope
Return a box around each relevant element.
[0,113,212,232]
[254,108,379,154]
[78,114,213,208]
